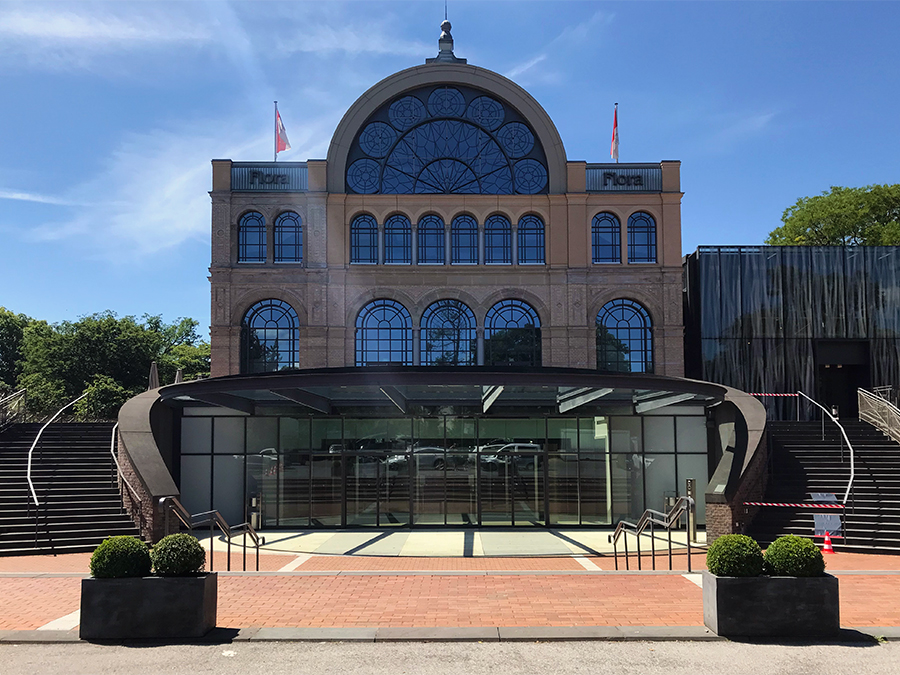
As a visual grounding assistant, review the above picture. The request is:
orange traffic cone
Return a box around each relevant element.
[822,532,836,554]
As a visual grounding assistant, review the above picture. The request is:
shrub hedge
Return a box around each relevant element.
[89,536,152,578]
[764,535,826,577]
[706,534,764,577]
[151,533,206,576]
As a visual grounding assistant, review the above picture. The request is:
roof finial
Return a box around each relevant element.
[426,13,466,64]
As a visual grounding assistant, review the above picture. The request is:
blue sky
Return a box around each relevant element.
[2,1,898,335]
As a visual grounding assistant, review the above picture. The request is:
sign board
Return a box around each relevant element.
[232,164,308,191]
[586,164,662,192]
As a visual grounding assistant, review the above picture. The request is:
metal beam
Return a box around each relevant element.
[379,386,407,413]
[189,392,255,415]
[634,393,695,414]
[557,387,613,413]
[482,385,504,413]
[270,388,332,414]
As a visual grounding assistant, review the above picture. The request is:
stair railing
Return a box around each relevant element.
[797,391,855,506]
[0,388,26,433]
[859,388,900,445]
[159,496,264,572]
[107,423,145,533]
[609,496,695,572]
[26,393,88,507]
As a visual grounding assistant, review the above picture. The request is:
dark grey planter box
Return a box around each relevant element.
[80,573,216,640]
[702,570,839,638]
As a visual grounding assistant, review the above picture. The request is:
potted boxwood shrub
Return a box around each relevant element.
[80,534,216,640]
[702,534,839,638]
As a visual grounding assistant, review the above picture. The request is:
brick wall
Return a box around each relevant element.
[706,434,768,542]
[117,435,168,543]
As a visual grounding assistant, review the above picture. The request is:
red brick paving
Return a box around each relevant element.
[0,577,81,630]
[0,551,297,574]
[297,556,586,571]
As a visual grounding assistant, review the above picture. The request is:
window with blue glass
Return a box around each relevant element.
[627,212,657,263]
[420,300,477,365]
[417,215,445,265]
[592,212,621,264]
[238,212,266,263]
[350,214,378,264]
[484,214,511,264]
[384,214,411,264]
[274,212,302,263]
[451,215,478,264]
[346,85,549,195]
[517,214,545,264]
[355,299,413,366]
[484,299,541,367]
[240,299,299,373]
[596,299,653,373]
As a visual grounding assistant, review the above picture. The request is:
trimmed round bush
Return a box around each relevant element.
[151,533,206,576]
[764,535,826,577]
[89,536,151,578]
[706,534,764,577]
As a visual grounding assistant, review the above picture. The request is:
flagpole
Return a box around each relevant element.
[614,103,618,164]
[274,101,278,162]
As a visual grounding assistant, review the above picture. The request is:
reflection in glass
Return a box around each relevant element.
[627,211,656,263]
[517,214,545,264]
[417,215,445,264]
[240,299,299,373]
[274,211,302,263]
[421,299,477,366]
[238,211,266,263]
[355,299,413,366]
[592,212,621,264]
[451,215,479,264]
[485,300,542,367]
[597,299,653,373]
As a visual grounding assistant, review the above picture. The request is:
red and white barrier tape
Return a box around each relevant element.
[748,393,800,397]
[743,502,844,508]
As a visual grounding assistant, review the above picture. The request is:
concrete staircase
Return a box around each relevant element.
[749,420,900,553]
[0,422,141,556]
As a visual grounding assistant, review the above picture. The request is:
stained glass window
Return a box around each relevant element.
[484,214,511,265]
[451,215,479,265]
[274,212,302,263]
[417,215,445,265]
[592,212,621,264]
[350,214,378,264]
[420,300,477,365]
[384,214,411,264]
[597,299,653,373]
[485,300,542,367]
[346,85,549,195]
[240,299,299,373]
[238,212,266,263]
[628,212,657,263]
[517,214,545,265]
[355,300,413,366]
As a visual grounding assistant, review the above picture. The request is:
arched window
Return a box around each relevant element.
[420,300,477,365]
[355,299,412,366]
[274,212,302,263]
[627,212,656,263]
[484,214,511,265]
[592,212,621,264]
[350,214,378,264]
[596,299,653,373]
[517,214,545,264]
[238,212,266,263]
[451,215,478,264]
[485,299,541,367]
[384,214,411,264]
[346,85,549,195]
[417,215,445,265]
[240,299,299,373]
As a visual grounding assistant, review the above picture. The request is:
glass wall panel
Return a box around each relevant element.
[213,454,245,525]
[278,449,310,527]
[579,453,609,524]
[609,453,643,522]
[579,417,609,453]
[309,453,342,526]
[411,420,445,525]
[677,454,709,524]
[312,419,342,452]
[445,418,476,525]
[642,453,676,514]
[213,417,244,454]
[644,417,675,453]
[247,417,277,454]
[609,417,642,454]
[676,416,708,454]
[181,417,211,454]
[280,417,311,451]
[548,453,579,525]
[246,450,279,528]
[180,455,211,516]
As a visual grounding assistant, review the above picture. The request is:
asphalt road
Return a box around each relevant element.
[0,641,896,675]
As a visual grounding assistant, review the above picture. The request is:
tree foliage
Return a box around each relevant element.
[0,307,32,393]
[766,184,900,246]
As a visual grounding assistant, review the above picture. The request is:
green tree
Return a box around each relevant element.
[766,184,900,246]
[0,307,32,392]
[74,375,130,420]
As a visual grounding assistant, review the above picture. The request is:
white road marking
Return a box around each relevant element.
[278,553,312,571]
[573,555,602,571]
[37,610,80,631]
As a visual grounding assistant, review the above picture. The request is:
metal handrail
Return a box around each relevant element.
[26,392,88,507]
[610,496,695,572]
[159,496,263,572]
[0,388,26,432]
[797,390,855,505]
[107,423,145,533]
[859,388,900,445]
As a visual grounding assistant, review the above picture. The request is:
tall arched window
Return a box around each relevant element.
[484,214,511,265]
[420,300,477,365]
[274,212,302,263]
[240,299,299,373]
[384,214,411,264]
[451,214,478,264]
[355,300,413,366]
[485,299,541,367]
[627,212,657,263]
[238,212,266,263]
[350,214,378,264]
[517,214,545,264]
[596,299,653,373]
[592,212,621,264]
[417,215,445,265]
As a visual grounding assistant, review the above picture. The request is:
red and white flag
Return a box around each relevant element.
[276,104,291,155]
[610,103,619,162]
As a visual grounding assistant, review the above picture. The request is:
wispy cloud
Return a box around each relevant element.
[506,54,547,80]
[0,189,88,207]
[276,22,431,58]
[702,111,778,153]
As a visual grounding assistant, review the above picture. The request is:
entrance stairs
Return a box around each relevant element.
[749,420,900,553]
[0,422,141,556]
